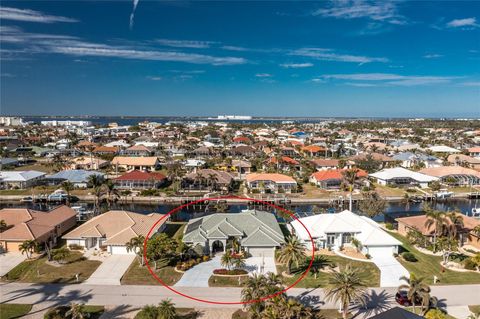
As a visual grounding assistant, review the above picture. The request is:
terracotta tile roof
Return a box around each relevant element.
[420,166,480,178]
[111,156,159,166]
[0,205,76,241]
[115,170,167,181]
[93,146,119,153]
[396,213,480,236]
[246,173,296,183]
[233,136,250,143]
[302,145,326,153]
[126,145,151,152]
[63,210,166,245]
[468,147,480,153]
[267,156,300,165]
[310,169,367,181]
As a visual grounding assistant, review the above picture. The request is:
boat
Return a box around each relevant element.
[20,196,34,202]
[71,205,94,221]
[435,189,454,199]
[471,208,480,219]
[47,189,68,202]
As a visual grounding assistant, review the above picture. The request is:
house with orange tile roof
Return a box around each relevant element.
[447,154,480,170]
[467,147,480,158]
[63,210,167,254]
[0,205,77,252]
[396,213,480,249]
[301,145,326,157]
[93,145,120,155]
[420,166,480,186]
[264,156,302,173]
[309,169,368,189]
[111,156,160,172]
[245,173,297,193]
[123,144,153,157]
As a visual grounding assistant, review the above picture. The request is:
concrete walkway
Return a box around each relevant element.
[0,252,27,276]
[84,254,135,285]
[446,306,473,319]
[174,255,221,287]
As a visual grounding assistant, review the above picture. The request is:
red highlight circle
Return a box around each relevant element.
[143,195,316,305]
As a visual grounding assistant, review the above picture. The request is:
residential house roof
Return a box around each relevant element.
[185,169,234,185]
[111,156,159,167]
[0,170,45,182]
[369,167,438,183]
[63,210,166,245]
[47,170,105,183]
[0,206,76,241]
[310,159,340,167]
[310,169,367,182]
[396,213,480,236]
[246,173,297,184]
[369,307,423,319]
[420,166,480,178]
[428,145,460,153]
[183,210,285,247]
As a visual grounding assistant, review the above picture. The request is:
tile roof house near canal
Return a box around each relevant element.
[182,210,285,257]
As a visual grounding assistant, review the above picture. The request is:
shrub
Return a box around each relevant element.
[68,244,83,250]
[213,268,248,275]
[425,309,447,319]
[202,255,210,262]
[365,253,371,259]
[385,223,394,230]
[134,305,159,319]
[402,252,418,262]
[464,258,477,271]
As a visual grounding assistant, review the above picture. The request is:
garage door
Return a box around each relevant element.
[109,245,135,255]
[248,247,274,257]
[368,246,394,257]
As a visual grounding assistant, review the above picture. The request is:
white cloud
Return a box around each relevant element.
[255,73,272,77]
[155,39,214,49]
[313,0,406,25]
[129,0,140,30]
[0,27,247,66]
[280,63,314,68]
[291,48,388,64]
[146,76,162,81]
[423,54,443,59]
[345,82,377,87]
[221,45,249,51]
[0,7,77,23]
[446,17,478,28]
[320,73,458,86]
[311,78,325,83]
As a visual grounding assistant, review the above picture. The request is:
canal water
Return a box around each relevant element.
[1,198,478,223]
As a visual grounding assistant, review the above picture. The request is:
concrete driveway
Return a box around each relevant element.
[370,253,409,287]
[84,254,135,285]
[244,257,277,275]
[0,252,27,276]
[174,255,222,287]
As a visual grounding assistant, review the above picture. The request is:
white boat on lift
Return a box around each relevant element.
[435,189,454,199]
[71,205,93,221]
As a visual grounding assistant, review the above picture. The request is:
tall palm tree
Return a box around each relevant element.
[126,235,146,266]
[277,235,305,275]
[445,212,464,240]
[307,255,331,279]
[65,303,87,319]
[424,209,446,252]
[398,274,431,315]
[207,173,219,191]
[61,181,74,206]
[157,299,176,319]
[232,255,246,270]
[342,168,359,211]
[324,265,367,319]
[19,240,37,259]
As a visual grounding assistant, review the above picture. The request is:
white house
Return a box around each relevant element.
[63,210,167,255]
[0,171,46,189]
[369,167,438,188]
[289,210,402,256]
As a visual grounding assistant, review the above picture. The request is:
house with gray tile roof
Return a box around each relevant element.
[182,210,284,257]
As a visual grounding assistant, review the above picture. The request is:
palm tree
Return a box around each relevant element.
[473,225,480,237]
[19,240,37,259]
[65,303,87,319]
[307,255,331,279]
[324,265,367,319]
[126,235,146,266]
[207,173,219,191]
[277,235,305,275]
[61,181,74,206]
[138,305,158,319]
[342,168,359,211]
[241,273,284,317]
[0,219,8,232]
[232,255,246,270]
[157,299,176,319]
[445,212,464,240]
[398,274,431,315]
[221,250,234,270]
[424,209,446,252]
[103,179,119,208]
[52,247,71,264]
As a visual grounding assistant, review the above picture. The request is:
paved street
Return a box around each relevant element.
[1,282,479,316]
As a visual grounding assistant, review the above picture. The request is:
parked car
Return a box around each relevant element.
[395,291,421,307]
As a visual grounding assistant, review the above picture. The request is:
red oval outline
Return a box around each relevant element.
[142,195,315,305]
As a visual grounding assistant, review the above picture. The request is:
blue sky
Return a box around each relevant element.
[0,1,479,117]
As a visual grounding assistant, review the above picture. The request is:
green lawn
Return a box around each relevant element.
[208,275,249,287]
[0,304,33,319]
[469,305,480,315]
[389,231,480,285]
[232,309,350,319]
[121,259,183,286]
[2,251,101,284]
[277,255,380,288]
